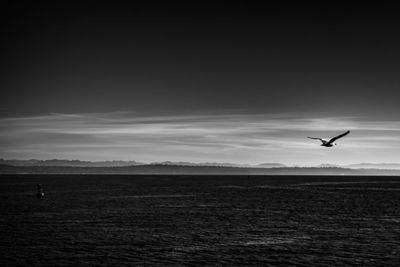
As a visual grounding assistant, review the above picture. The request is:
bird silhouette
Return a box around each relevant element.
[308,130,350,147]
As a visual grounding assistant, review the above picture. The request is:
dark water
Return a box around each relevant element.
[1,175,400,266]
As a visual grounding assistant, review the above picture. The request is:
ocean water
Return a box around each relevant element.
[1,175,399,266]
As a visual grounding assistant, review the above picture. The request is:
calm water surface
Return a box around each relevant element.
[1,175,399,266]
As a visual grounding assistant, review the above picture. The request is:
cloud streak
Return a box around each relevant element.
[0,112,399,165]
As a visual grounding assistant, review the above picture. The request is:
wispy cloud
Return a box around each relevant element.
[0,112,399,164]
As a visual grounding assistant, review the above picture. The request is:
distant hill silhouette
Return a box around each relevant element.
[344,163,400,170]
[0,159,286,168]
[256,163,287,168]
[0,159,143,167]
[1,163,400,175]
[317,163,341,168]
[1,159,400,175]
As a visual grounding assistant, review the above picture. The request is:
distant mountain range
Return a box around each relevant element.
[151,161,286,168]
[0,159,143,167]
[1,159,400,175]
[1,159,400,169]
[1,164,400,175]
[0,159,286,168]
[344,163,400,170]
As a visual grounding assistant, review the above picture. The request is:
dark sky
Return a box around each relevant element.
[2,2,400,163]
[3,2,400,118]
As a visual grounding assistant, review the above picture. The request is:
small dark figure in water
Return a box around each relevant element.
[36,184,44,199]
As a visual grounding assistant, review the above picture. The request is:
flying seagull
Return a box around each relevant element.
[308,130,350,147]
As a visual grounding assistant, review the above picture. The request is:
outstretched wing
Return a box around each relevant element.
[307,137,325,143]
[328,130,350,144]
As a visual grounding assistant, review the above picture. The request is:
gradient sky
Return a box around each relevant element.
[1,2,400,164]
